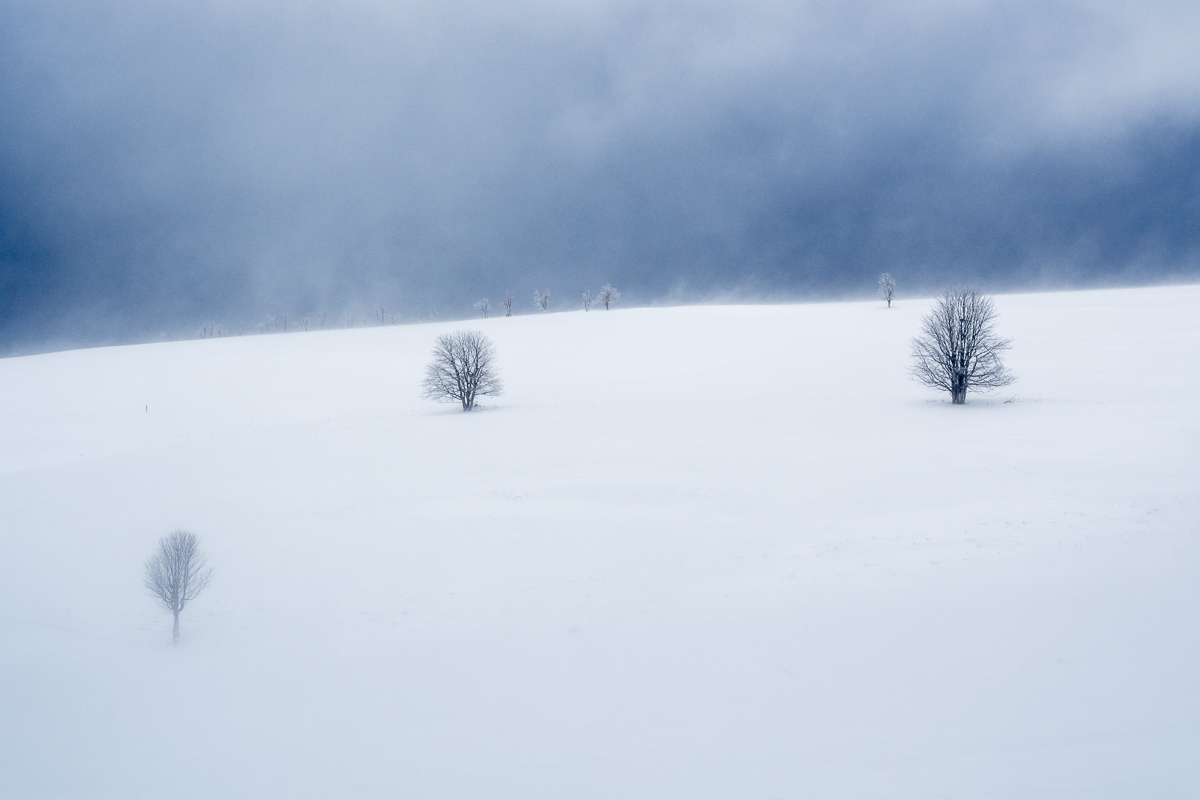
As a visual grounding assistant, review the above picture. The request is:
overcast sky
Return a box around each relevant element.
[2,0,1198,351]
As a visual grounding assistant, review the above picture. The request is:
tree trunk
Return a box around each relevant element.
[173,610,180,644]
[952,372,967,404]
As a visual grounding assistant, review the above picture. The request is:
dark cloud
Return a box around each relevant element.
[2,0,1199,352]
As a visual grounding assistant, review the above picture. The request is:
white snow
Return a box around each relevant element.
[1,285,1198,798]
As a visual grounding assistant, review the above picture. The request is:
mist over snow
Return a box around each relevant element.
[1,286,1198,798]
[2,0,1200,353]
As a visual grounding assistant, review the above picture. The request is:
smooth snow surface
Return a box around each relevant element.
[2,286,1198,799]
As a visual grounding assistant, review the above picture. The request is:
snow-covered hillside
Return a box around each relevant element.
[2,286,1198,799]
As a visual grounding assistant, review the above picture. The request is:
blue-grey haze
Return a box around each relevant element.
[2,0,1198,353]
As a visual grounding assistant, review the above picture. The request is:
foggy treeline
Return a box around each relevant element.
[183,284,623,342]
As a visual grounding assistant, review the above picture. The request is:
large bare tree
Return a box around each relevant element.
[144,530,213,643]
[421,330,503,411]
[911,287,1014,404]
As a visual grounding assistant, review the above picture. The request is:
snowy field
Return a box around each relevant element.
[1,285,1198,799]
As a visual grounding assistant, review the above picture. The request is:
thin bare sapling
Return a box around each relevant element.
[144,530,213,643]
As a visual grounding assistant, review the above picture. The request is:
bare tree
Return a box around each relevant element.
[911,287,1014,404]
[878,273,896,308]
[144,531,213,644]
[197,322,228,339]
[582,289,593,311]
[597,284,620,310]
[503,291,514,317]
[421,330,503,411]
[474,298,491,318]
[534,289,550,312]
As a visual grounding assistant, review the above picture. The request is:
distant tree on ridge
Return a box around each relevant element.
[878,273,896,308]
[597,284,619,310]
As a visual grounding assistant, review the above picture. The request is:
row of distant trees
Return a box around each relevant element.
[190,271,953,338]
[202,272,893,338]
[474,284,619,318]
[191,285,622,339]
[192,306,409,339]
[189,271,1000,342]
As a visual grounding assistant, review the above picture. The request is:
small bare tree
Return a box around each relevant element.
[421,330,503,411]
[582,289,593,311]
[534,289,550,312]
[503,291,514,317]
[197,322,228,339]
[597,284,619,310]
[144,531,213,644]
[318,309,329,329]
[911,287,1014,404]
[878,273,896,308]
[474,298,491,318]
